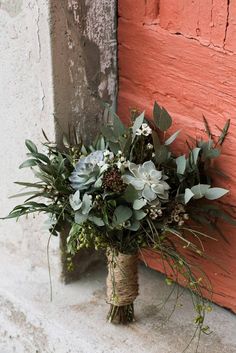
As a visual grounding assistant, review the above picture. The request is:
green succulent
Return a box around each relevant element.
[122,161,170,202]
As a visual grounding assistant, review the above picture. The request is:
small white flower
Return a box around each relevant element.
[147,143,153,150]
[116,161,122,169]
[120,156,126,162]
[117,150,122,156]
[104,151,114,160]
[135,123,152,137]
[152,153,155,158]
[103,150,110,157]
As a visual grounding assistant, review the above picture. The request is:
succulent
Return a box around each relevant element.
[122,161,170,202]
[69,151,104,191]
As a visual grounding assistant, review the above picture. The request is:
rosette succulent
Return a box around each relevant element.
[123,161,170,202]
[69,151,104,191]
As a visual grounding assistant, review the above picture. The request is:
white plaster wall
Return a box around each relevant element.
[0,0,59,271]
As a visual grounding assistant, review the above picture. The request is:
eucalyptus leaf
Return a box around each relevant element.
[184,188,194,204]
[205,188,229,200]
[127,220,140,231]
[75,212,88,224]
[165,130,181,145]
[156,108,172,132]
[191,184,210,199]
[204,148,220,159]
[176,155,186,175]
[190,147,201,165]
[133,209,147,220]
[153,101,162,123]
[123,185,139,203]
[155,145,169,164]
[132,112,144,140]
[113,114,126,138]
[133,198,147,210]
[113,205,132,225]
[88,215,104,226]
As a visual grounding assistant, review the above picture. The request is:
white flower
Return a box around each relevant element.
[103,150,114,160]
[147,143,153,150]
[117,161,122,169]
[136,123,152,137]
[103,150,110,157]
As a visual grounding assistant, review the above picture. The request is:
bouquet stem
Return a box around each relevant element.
[106,249,139,324]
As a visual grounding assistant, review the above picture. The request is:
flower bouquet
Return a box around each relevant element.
[4,102,234,333]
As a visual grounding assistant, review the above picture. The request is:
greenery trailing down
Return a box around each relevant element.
[3,102,235,351]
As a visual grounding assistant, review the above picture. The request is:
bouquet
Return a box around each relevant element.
[4,102,234,336]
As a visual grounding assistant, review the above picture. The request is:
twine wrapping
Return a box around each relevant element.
[106,250,139,307]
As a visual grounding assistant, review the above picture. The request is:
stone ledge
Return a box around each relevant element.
[0,246,236,353]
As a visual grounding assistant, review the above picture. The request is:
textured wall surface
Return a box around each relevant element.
[118,0,236,312]
[50,0,117,143]
[50,0,117,281]
[0,0,59,272]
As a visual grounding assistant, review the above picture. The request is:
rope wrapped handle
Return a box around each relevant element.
[106,250,139,307]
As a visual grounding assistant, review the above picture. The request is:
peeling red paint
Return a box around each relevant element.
[118,0,236,313]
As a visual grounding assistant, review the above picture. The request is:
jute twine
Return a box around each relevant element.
[106,250,139,307]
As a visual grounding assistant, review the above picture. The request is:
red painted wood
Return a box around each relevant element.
[118,0,236,313]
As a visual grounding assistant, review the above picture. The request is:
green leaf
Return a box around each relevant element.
[132,112,144,140]
[203,115,212,138]
[75,212,88,224]
[205,188,229,200]
[153,101,162,123]
[165,130,181,145]
[191,184,210,199]
[2,210,23,219]
[122,133,132,157]
[19,159,38,169]
[156,108,172,132]
[184,188,194,204]
[81,193,92,214]
[113,205,132,225]
[34,152,50,164]
[176,155,186,175]
[218,119,230,145]
[108,141,120,154]
[133,209,147,220]
[155,145,169,164]
[133,199,147,210]
[113,114,126,138]
[204,148,220,159]
[88,215,104,226]
[101,126,117,142]
[123,185,139,203]
[127,220,140,231]
[25,140,38,153]
[9,191,39,199]
[152,130,161,152]
[14,182,44,188]
[190,147,201,165]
